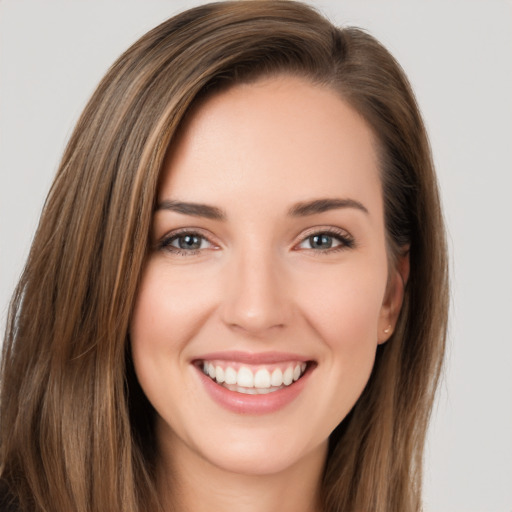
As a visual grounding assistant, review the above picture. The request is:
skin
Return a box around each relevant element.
[130,75,406,512]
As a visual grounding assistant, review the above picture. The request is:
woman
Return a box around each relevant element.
[0,1,448,511]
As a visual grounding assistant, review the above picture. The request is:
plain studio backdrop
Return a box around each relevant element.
[1,1,511,511]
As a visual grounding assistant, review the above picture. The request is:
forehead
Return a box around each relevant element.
[160,75,382,216]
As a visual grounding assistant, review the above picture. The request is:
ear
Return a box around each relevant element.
[377,246,410,344]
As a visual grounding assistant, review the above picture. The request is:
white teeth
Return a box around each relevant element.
[254,369,271,388]
[256,386,275,394]
[237,385,257,394]
[200,361,308,392]
[223,384,274,395]
[224,367,237,385]
[271,368,283,387]
[215,366,225,383]
[283,367,294,385]
[237,367,254,387]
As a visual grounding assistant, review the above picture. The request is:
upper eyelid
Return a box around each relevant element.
[159,227,216,241]
[295,225,353,241]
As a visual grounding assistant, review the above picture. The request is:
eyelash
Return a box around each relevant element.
[157,227,355,256]
[157,229,215,256]
[295,227,355,253]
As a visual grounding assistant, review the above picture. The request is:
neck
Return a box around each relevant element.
[157,432,327,512]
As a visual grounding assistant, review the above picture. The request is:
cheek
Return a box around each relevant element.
[296,259,388,350]
[129,263,202,401]
[281,260,388,438]
[129,262,218,429]
[130,262,213,351]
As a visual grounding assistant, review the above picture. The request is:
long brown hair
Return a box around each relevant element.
[0,2,448,511]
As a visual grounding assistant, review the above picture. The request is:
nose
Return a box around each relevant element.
[220,247,291,336]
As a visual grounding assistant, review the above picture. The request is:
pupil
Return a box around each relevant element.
[311,234,332,249]
[179,235,201,250]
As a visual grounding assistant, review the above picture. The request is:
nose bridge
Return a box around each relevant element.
[220,240,290,334]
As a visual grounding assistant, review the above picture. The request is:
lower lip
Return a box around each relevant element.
[195,365,312,415]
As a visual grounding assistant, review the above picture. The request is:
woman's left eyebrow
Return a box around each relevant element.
[288,198,369,216]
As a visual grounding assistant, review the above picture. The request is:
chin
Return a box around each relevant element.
[196,434,326,477]
[163,413,329,478]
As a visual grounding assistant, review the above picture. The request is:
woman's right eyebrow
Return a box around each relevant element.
[156,200,226,220]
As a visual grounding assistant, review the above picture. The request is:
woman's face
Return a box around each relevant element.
[130,75,403,477]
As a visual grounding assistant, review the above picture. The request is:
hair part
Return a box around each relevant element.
[1,2,448,511]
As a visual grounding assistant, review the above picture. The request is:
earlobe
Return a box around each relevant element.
[378,246,410,344]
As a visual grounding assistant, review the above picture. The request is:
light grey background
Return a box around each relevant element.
[1,1,511,511]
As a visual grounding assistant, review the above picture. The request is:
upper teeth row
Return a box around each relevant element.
[202,362,307,389]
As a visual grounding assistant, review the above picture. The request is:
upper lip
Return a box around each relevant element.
[193,350,312,365]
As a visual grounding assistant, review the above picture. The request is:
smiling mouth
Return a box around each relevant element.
[197,360,311,395]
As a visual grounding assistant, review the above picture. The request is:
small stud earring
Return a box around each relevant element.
[384,325,392,334]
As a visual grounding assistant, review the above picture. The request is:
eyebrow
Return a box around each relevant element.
[156,200,226,220]
[288,198,368,216]
[156,197,368,220]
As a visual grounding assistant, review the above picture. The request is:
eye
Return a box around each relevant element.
[159,230,216,255]
[296,229,355,252]
[303,233,338,250]
[172,233,207,250]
